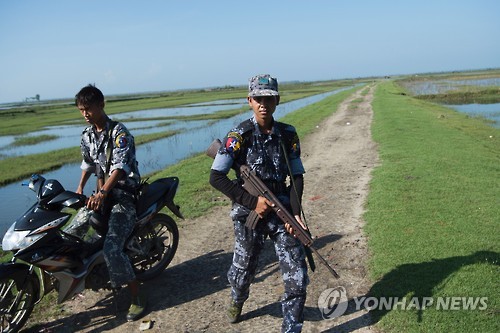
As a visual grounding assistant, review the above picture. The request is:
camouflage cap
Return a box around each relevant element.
[248,74,279,97]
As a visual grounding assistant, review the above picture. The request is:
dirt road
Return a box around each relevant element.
[25,84,380,333]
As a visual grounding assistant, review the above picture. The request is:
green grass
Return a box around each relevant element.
[0,130,180,186]
[12,134,58,147]
[364,81,499,332]
[0,147,81,186]
[396,69,500,104]
[414,87,500,104]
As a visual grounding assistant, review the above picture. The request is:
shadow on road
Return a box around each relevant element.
[23,232,345,332]
[317,250,499,333]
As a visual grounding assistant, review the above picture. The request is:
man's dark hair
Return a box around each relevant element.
[75,84,104,107]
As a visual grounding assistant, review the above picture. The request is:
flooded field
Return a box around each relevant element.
[399,76,500,127]
[0,88,349,233]
[0,99,249,159]
[399,77,500,95]
[446,103,500,127]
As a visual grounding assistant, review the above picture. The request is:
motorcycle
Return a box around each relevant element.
[0,174,183,332]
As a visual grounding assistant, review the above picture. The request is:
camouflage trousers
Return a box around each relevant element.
[228,207,309,333]
[65,189,137,288]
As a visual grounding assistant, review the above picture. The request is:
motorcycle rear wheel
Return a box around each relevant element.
[129,213,179,281]
[0,275,38,333]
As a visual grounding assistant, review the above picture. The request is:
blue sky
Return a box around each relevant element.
[0,0,499,104]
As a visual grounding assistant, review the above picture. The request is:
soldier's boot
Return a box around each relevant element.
[127,292,147,322]
[227,300,244,323]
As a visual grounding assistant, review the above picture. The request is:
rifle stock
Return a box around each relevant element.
[207,139,339,279]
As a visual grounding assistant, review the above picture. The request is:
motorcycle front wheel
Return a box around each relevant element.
[128,213,179,281]
[0,274,38,333]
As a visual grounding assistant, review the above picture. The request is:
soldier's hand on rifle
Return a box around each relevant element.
[255,196,274,218]
[285,215,308,237]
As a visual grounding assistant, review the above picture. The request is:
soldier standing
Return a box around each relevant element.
[210,74,309,333]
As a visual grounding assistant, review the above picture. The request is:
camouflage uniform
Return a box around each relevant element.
[66,117,140,288]
[211,116,309,333]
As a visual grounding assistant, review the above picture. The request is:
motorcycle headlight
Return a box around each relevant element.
[1,224,45,251]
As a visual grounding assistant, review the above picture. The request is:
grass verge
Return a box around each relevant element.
[364,81,499,332]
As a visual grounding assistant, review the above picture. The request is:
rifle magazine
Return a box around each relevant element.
[245,210,260,229]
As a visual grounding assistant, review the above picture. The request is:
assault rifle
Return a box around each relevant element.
[207,139,339,279]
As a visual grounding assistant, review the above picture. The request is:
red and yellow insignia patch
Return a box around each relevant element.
[225,132,243,155]
[115,133,128,148]
[291,134,300,153]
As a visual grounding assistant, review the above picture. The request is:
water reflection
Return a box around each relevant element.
[401,78,500,95]
[0,120,197,158]
[186,98,247,106]
[0,100,250,159]
[112,99,248,120]
[399,78,500,127]
[446,103,500,127]
[0,88,350,233]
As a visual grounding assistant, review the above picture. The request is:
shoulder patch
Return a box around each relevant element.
[115,132,128,148]
[290,133,300,153]
[277,121,300,154]
[225,131,243,155]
